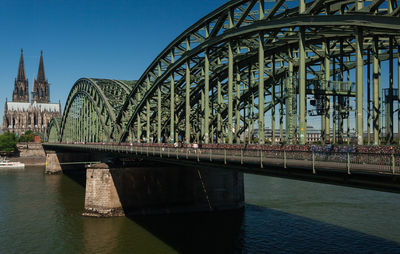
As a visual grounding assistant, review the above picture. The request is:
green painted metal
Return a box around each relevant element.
[45,0,400,147]
[299,27,306,145]
[398,44,400,145]
[373,36,380,145]
[185,38,191,144]
[170,51,175,144]
[204,50,210,144]
[258,32,264,144]
[146,76,151,143]
[356,27,364,145]
[271,55,276,144]
[217,57,222,143]
[235,49,241,144]
[228,41,234,144]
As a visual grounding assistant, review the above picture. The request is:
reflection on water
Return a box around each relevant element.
[0,167,399,253]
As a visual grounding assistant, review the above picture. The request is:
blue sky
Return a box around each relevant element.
[0,0,396,134]
[0,0,228,120]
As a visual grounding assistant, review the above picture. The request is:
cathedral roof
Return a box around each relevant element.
[5,101,60,113]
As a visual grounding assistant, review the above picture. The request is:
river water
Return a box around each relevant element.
[0,166,399,254]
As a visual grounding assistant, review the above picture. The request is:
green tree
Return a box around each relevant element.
[0,132,17,153]
[19,130,35,142]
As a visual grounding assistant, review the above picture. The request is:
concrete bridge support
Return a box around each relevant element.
[45,151,62,174]
[83,163,244,217]
[45,151,92,174]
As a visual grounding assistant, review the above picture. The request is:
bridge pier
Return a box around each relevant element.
[45,151,62,174]
[45,151,92,174]
[83,162,244,217]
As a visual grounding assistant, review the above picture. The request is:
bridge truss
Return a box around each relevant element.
[48,0,400,146]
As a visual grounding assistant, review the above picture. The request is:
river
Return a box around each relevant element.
[0,166,399,253]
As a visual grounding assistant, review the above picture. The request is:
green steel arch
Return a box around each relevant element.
[112,0,400,146]
[49,0,400,146]
[59,78,134,143]
[47,117,62,142]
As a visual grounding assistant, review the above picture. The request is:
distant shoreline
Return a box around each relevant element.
[8,156,46,167]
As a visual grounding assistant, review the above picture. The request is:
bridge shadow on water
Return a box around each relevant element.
[59,170,400,253]
[125,204,400,254]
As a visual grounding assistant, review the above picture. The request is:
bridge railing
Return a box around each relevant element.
[46,142,400,176]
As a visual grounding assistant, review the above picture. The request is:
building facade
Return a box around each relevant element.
[2,49,61,136]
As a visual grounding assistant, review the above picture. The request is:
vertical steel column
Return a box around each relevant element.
[299,0,305,13]
[204,50,210,144]
[217,57,222,143]
[146,77,151,143]
[339,39,344,143]
[321,43,326,143]
[157,87,162,143]
[137,92,141,142]
[185,41,191,143]
[355,27,364,145]
[170,51,175,143]
[367,50,371,145]
[235,54,241,144]
[332,57,336,144]
[258,32,265,144]
[258,0,265,144]
[398,44,400,145]
[272,55,276,144]
[201,89,205,141]
[373,36,380,145]
[280,79,284,142]
[157,64,162,143]
[324,40,330,143]
[250,68,256,143]
[287,49,294,143]
[388,0,393,13]
[259,0,264,19]
[247,66,252,143]
[387,36,394,144]
[83,97,89,142]
[90,103,93,142]
[355,0,363,10]
[228,42,234,144]
[299,27,307,144]
[227,10,234,144]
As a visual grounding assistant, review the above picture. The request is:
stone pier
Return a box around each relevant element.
[45,151,62,174]
[83,163,125,217]
[45,151,92,174]
[83,162,244,217]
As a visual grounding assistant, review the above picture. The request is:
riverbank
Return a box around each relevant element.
[6,143,46,167]
[8,156,45,166]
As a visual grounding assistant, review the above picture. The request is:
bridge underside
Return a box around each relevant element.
[44,145,244,216]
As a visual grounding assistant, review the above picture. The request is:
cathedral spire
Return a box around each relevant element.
[17,49,26,81]
[37,50,45,82]
[12,49,29,102]
[32,50,49,103]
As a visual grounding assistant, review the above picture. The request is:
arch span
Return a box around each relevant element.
[114,0,400,146]
[58,78,134,143]
[49,0,400,146]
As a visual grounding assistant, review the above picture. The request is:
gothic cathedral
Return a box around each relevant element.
[2,49,61,136]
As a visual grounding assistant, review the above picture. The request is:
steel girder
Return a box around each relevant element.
[112,0,400,145]
[50,0,400,145]
[58,78,133,143]
[47,117,62,142]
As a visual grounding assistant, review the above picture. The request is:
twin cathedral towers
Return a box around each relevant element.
[2,49,61,135]
[13,49,50,103]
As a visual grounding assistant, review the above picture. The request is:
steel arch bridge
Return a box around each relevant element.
[48,0,400,146]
